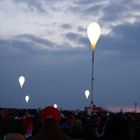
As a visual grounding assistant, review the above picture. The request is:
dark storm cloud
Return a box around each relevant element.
[114,22,140,56]
[131,3,140,10]
[67,0,140,24]
[67,0,106,16]
[98,22,140,59]
[61,24,86,37]
[14,0,45,12]
[0,38,47,59]
[17,34,87,55]
[0,33,87,61]
[112,22,140,46]
[65,32,79,41]
[100,1,136,22]
[0,34,62,59]
[78,27,85,32]
[75,0,105,5]
[61,23,73,30]
[65,32,90,49]
[82,5,103,15]
[16,34,56,48]
[102,6,128,21]
[102,0,139,23]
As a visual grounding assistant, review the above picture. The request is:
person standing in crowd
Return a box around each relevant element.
[4,133,25,140]
[104,115,131,140]
[30,106,73,140]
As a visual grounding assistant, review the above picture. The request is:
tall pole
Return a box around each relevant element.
[91,50,94,107]
[134,102,137,113]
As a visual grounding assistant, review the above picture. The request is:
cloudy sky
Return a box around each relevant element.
[0,0,140,111]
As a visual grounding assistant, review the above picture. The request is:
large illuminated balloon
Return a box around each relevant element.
[85,90,90,99]
[19,76,25,88]
[87,22,101,51]
[25,95,29,103]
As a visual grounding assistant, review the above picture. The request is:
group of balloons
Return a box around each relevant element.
[19,76,30,103]
[18,22,101,106]
[19,76,58,107]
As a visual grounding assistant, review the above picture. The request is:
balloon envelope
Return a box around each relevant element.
[19,76,25,88]
[85,90,90,99]
[25,95,29,103]
[87,22,101,50]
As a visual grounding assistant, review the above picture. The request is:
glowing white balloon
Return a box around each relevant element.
[25,95,29,103]
[87,22,101,50]
[85,90,90,99]
[19,76,25,88]
[54,104,58,108]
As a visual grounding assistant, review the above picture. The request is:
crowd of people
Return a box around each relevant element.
[0,106,140,140]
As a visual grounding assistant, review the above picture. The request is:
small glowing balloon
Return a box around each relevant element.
[19,76,25,88]
[87,22,101,50]
[25,95,29,103]
[85,90,90,99]
[54,104,58,108]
